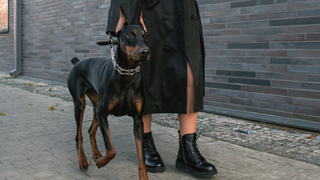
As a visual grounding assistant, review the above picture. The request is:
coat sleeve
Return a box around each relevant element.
[106,0,142,36]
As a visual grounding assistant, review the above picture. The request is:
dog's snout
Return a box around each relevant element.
[140,49,149,57]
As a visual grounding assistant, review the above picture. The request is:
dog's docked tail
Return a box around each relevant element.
[71,57,80,65]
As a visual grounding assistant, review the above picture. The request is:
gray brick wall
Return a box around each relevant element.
[200,0,320,130]
[0,0,14,72]
[21,0,111,81]
[1,0,320,130]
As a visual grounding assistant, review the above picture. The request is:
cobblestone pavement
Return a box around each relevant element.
[0,73,320,180]
[1,73,319,167]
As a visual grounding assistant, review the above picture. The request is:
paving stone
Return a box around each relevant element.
[41,173,76,180]
[6,173,36,180]
[33,170,59,178]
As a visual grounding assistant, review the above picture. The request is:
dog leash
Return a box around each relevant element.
[96,33,119,47]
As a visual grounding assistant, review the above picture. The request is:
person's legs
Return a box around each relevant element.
[142,114,152,133]
[178,61,198,136]
[176,61,217,177]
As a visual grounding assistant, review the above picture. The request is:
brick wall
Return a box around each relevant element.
[1,0,319,130]
[21,0,111,82]
[0,0,14,72]
[198,0,320,130]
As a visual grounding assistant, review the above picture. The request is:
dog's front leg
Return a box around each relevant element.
[95,110,116,168]
[133,115,148,180]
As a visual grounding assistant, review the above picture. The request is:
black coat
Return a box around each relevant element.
[106,0,205,114]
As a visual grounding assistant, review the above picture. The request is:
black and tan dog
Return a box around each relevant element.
[67,8,149,180]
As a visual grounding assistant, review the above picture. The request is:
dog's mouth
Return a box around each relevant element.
[128,56,149,66]
[130,55,149,62]
[138,56,149,61]
[129,58,147,64]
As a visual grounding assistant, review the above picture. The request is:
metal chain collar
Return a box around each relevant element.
[111,46,140,76]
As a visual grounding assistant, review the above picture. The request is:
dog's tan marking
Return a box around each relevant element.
[133,98,143,113]
[108,100,119,111]
[135,137,148,180]
[96,124,116,168]
[77,95,88,171]
[125,44,138,66]
[86,90,102,161]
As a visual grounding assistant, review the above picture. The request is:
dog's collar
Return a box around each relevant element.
[111,46,140,76]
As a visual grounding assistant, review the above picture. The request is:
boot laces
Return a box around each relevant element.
[186,134,205,163]
[144,138,158,154]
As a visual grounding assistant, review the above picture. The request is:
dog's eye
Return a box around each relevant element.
[143,33,148,39]
[127,33,134,40]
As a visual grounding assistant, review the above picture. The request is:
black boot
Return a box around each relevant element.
[176,132,217,177]
[143,132,165,172]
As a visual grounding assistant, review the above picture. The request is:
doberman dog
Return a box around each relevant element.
[67,8,149,180]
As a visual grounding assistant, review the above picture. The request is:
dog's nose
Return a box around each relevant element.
[140,49,149,57]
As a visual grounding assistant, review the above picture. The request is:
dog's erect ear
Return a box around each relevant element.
[115,7,127,34]
[139,9,147,32]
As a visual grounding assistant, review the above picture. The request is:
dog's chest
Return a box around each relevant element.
[107,85,143,117]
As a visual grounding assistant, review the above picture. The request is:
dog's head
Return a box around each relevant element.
[98,7,149,66]
[115,7,149,65]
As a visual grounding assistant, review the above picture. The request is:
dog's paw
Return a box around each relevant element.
[78,158,89,172]
[93,153,103,162]
[96,157,106,168]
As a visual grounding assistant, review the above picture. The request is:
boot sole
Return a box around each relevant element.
[147,166,165,173]
[175,160,218,178]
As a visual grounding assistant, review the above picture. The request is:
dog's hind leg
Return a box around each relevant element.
[86,89,103,162]
[74,94,89,172]
[95,110,116,168]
